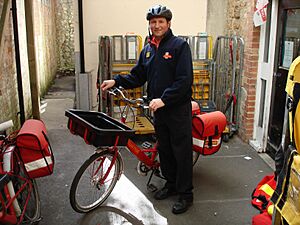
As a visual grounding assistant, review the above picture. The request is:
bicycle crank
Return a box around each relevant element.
[136,161,150,176]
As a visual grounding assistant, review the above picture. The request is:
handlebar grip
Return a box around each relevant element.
[0,120,13,133]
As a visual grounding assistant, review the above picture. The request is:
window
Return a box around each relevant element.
[280,9,300,68]
[263,1,272,63]
[258,79,266,127]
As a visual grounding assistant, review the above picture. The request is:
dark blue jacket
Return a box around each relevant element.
[114,29,193,108]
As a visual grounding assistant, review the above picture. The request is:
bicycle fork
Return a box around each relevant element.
[93,147,121,188]
[94,137,124,187]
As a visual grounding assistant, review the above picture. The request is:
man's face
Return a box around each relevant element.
[149,17,170,39]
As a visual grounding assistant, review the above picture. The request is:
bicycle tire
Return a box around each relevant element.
[192,151,200,165]
[70,150,122,213]
[3,146,41,224]
[18,179,41,225]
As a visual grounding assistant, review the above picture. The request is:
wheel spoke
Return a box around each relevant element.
[11,152,41,223]
[70,151,121,213]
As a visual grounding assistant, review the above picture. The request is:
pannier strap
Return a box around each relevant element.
[214,125,219,136]
[208,136,212,148]
[208,124,220,148]
[41,130,54,173]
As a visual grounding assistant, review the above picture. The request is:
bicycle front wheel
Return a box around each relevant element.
[70,150,122,213]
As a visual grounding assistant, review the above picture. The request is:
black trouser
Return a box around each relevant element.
[154,101,193,199]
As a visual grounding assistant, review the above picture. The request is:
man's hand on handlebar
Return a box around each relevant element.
[101,80,116,91]
[104,85,164,111]
[149,98,165,112]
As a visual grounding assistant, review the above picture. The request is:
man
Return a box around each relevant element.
[101,5,194,214]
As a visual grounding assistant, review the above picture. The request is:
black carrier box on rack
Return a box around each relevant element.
[197,100,216,113]
[65,109,135,147]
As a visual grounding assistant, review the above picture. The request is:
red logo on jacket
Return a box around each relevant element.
[163,52,172,59]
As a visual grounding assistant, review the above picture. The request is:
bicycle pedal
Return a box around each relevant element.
[141,141,152,149]
[147,183,157,192]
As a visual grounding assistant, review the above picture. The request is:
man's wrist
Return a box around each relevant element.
[112,78,118,87]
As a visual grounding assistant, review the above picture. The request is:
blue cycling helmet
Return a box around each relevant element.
[146,5,172,21]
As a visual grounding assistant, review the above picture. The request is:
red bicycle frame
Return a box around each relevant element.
[0,146,33,225]
[118,101,160,169]
[126,139,159,168]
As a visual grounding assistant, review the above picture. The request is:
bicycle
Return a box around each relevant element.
[0,120,41,225]
[66,87,226,213]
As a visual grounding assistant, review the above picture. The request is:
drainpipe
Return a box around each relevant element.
[76,0,92,110]
[24,0,40,119]
[11,0,25,125]
[78,0,85,73]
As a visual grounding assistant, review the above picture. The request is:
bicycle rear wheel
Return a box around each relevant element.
[17,179,41,225]
[70,150,122,213]
[4,147,41,224]
[192,151,200,165]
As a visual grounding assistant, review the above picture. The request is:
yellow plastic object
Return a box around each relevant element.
[259,183,275,197]
[267,204,274,216]
[295,103,300,151]
[192,61,211,100]
[285,56,300,97]
[277,155,300,224]
[285,56,300,150]
[126,116,155,135]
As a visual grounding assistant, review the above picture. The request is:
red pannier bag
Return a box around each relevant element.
[252,212,272,225]
[192,111,226,155]
[16,119,54,179]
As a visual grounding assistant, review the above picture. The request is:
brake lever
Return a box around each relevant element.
[135,98,149,109]
[116,87,126,99]
[108,90,117,96]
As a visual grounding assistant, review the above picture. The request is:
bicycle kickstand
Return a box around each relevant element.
[147,170,158,192]
[146,168,165,192]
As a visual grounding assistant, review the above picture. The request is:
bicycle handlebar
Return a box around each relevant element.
[107,87,154,127]
[108,87,148,109]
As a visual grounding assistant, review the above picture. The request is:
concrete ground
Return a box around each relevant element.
[37,75,274,225]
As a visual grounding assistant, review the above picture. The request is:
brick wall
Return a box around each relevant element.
[0,12,20,128]
[226,0,260,142]
[33,0,58,96]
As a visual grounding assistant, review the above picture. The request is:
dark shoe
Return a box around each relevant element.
[172,197,193,214]
[154,187,177,200]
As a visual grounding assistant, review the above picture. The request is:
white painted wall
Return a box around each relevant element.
[206,0,227,41]
[74,1,208,110]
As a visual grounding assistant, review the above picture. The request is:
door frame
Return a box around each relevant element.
[250,0,279,152]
